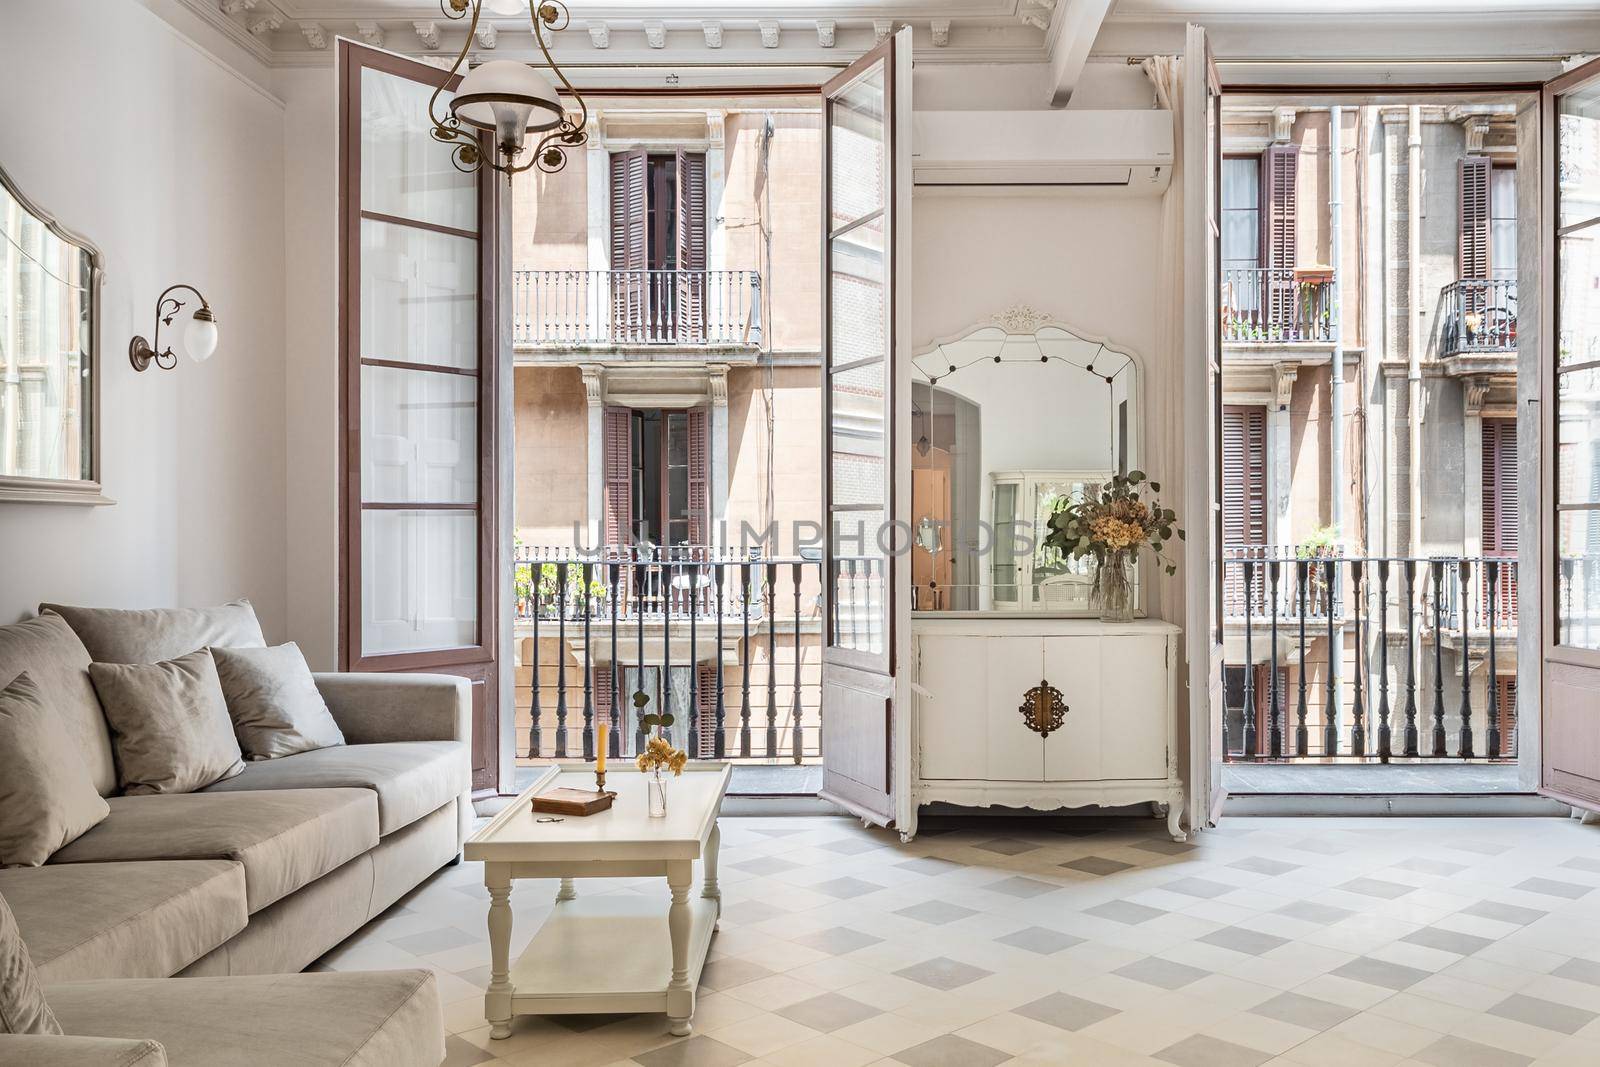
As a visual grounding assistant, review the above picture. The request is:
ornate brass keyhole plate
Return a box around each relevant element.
[1020,680,1067,738]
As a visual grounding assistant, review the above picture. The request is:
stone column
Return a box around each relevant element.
[1270,363,1298,550]
[582,365,605,549]
[586,112,609,273]
[709,364,731,541]
[707,111,727,276]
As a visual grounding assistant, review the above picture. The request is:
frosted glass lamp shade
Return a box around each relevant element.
[451,60,562,155]
[185,308,219,362]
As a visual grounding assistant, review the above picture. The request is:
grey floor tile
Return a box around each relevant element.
[1132,838,1195,857]
[731,855,800,875]
[552,1014,629,1033]
[994,926,1085,955]
[1228,856,1300,876]
[1390,857,1469,876]
[1412,1034,1533,1067]
[819,837,883,856]
[1272,900,1354,925]
[1488,992,1599,1035]
[792,926,884,956]
[985,875,1060,898]
[1462,900,1548,926]
[1445,839,1516,856]
[1248,992,1356,1032]
[698,957,774,991]
[896,900,980,925]
[1514,877,1592,900]
[1552,957,1600,987]
[390,925,477,955]
[1085,900,1168,925]
[1013,991,1122,1031]
[1332,955,1432,991]
[1338,876,1417,900]
[896,856,965,876]
[720,899,784,926]
[633,1036,753,1067]
[1401,926,1496,956]
[1154,1034,1272,1067]
[812,876,886,899]
[1162,877,1236,899]
[894,956,994,991]
[1199,927,1290,956]
[974,838,1039,856]
[1061,855,1136,876]
[1561,856,1600,874]
[776,992,883,1033]
[442,1034,496,1067]
[1115,956,1212,990]
[892,1034,1011,1067]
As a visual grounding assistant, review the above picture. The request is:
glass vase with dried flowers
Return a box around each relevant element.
[635,712,687,817]
[1042,471,1183,623]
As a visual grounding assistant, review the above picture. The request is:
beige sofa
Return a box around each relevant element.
[0,605,474,985]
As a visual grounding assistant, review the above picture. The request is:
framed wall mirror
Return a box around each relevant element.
[910,312,1141,615]
[0,161,105,505]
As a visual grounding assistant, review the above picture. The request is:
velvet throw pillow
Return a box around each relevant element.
[0,673,109,867]
[0,891,61,1035]
[89,649,245,795]
[211,642,345,760]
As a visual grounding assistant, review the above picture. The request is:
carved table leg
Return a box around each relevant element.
[702,821,722,929]
[485,865,514,1039]
[556,876,577,902]
[666,859,694,1036]
[1166,797,1187,843]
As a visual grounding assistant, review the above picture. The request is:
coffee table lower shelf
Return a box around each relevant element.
[504,894,719,1019]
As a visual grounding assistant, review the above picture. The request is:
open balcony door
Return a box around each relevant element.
[338,41,502,793]
[1540,56,1600,812]
[818,29,913,830]
[1184,25,1225,831]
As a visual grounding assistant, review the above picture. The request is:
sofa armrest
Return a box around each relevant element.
[312,673,470,746]
[0,1034,167,1067]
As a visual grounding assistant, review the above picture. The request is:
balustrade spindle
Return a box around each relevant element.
[792,562,805,765]
[1269,560,1282,759]
[1431,560,1447,757]
[1351,560,1365,758]
[635,559,649,754]
[608,562,621,759]
[847,558,859,648]
[739,561,753,758]
[555,562,569,758]
[1404,560,1420,757]
[1296,560,1310,757]
[581,562,595,761]
[1324,559,1338,756]
[1487,562,1502,759]
[688,557,699,758]
[863,558,875,651]
[766,562,779,757]
[1377,560,1392,762]
[1242,560,1256,759]
[529,565,542,759]
[714,562,727,759]
[1458,560,1474,759]
[663,554,674,748]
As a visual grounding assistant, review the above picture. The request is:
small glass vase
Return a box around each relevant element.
[647,769,668,818]
[1092,551,1136,623]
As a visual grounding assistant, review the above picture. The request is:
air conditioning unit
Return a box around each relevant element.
[912,109,1173,194]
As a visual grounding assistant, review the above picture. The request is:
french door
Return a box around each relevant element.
[1542,56,1600,810]
[339,41,501,791]
[818,29,913,828]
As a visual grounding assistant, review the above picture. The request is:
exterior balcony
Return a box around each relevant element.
[1220,267,1334,346]
[1441,277,1518,377]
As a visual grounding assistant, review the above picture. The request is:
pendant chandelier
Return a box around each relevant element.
[429,0,589,176]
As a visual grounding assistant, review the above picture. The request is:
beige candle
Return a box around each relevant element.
[596,723,607,776]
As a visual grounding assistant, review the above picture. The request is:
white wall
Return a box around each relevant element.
[0,0,288,634]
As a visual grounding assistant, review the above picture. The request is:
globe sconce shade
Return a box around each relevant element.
[129,284,218,372]
[449,59,563,160]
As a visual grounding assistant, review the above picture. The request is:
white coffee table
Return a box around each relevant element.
[464,762,731,1039]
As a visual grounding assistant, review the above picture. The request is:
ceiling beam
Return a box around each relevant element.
[1048,0,1115,107]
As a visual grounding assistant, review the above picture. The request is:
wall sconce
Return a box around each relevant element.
[129,284,219,372]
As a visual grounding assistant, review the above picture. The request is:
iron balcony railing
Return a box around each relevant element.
[513,544,823,765]
[1442,277,1517,355]
[1221,550,1518,764]
[1220,267,1334,344]
[512,269,762,347]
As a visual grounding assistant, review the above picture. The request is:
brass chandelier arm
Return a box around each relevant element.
[427,0,485,172]
[131,282,211,371]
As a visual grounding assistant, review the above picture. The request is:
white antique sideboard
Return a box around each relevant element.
[905,617,1184,841]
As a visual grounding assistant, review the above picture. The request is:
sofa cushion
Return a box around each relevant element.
[0,673,109,867]
[0,861,245,983]
[45,970,443,1067]
[0,890,60,1035]
[0,614,115,796]
[203,741,467,836]
[89,650,245,795]
[0,1033,167,1066]
[211,643,345,760]
[41,600,266,665]
[49,790,377,913]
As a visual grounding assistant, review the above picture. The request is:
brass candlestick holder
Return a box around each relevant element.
[595,769,606,794]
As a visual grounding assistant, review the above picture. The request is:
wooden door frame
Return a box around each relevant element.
[337,40,502,792]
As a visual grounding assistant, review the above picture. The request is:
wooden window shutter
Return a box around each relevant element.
[593,664,615,735]
[603,406,632,547]
[1262,144,1299,329]
[696,662,718,758]
[610,150,648,341]
[1221,406,1268,550]
[687,406,709,544]
[1482,416,1518,622]
[676,151,708,343]
[1459,156,1492,282]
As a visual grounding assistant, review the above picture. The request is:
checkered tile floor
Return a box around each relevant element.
[312,815,1600,1067]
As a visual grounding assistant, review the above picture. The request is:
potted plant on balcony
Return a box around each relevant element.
[1042,471,1183,623]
